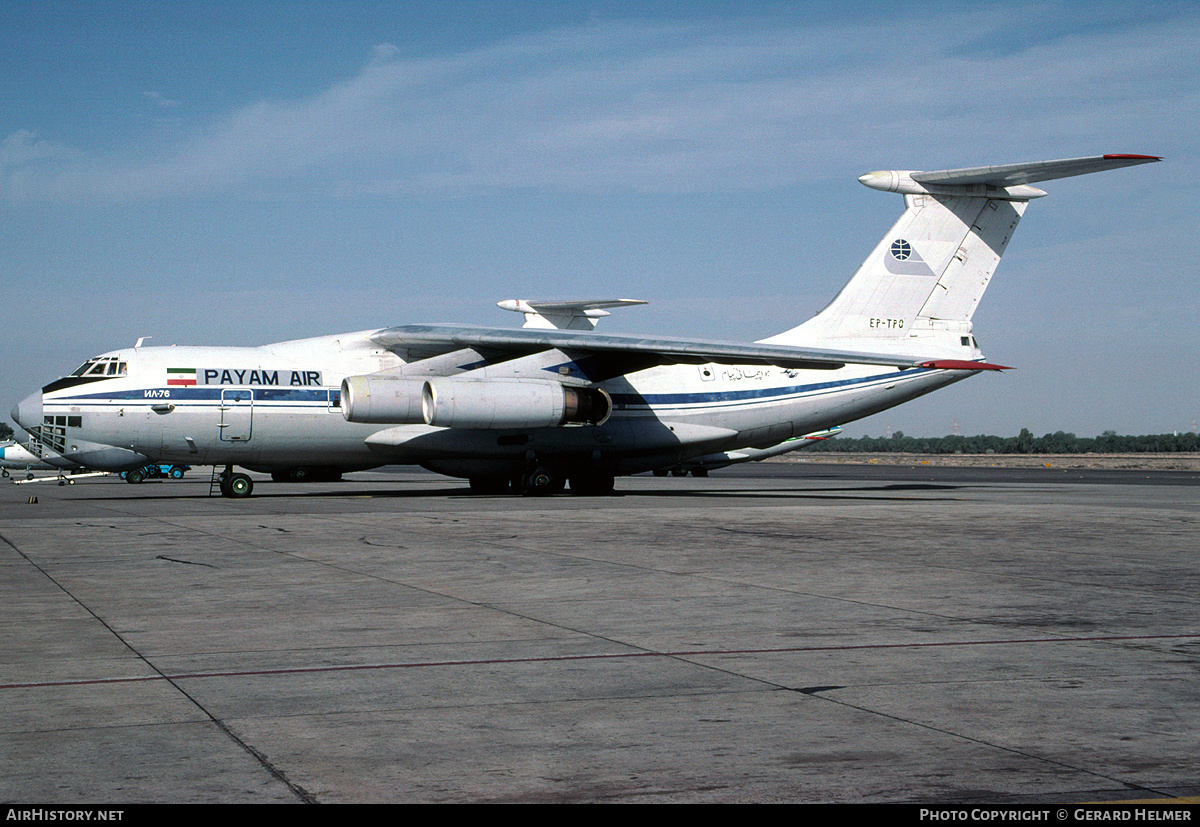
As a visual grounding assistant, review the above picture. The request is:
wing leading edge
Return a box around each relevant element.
[371,324,989,372]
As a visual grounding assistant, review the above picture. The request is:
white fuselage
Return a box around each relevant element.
[25,329,969,479]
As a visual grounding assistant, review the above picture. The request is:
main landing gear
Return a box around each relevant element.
[468,465,616,497]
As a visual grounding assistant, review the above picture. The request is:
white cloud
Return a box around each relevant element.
[10,9,1199,201]
[1,130,78,167]
[142,90,180,108]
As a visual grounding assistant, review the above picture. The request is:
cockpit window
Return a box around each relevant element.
[71,357,127,378]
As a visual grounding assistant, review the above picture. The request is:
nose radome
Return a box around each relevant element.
[11,391,43,432]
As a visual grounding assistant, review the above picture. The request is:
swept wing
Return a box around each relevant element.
[370,324,1002,372]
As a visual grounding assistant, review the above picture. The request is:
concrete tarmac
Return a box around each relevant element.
[1,464,1198,804]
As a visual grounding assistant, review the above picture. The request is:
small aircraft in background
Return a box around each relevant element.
[1,439,69,480]
[10,154,1159,497]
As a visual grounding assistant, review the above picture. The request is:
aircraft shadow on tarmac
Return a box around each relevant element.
[57,478,972,503]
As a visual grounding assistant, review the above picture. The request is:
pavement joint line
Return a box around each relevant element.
[4,632,1195,691]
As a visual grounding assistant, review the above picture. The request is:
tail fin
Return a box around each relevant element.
[765,154,1159,347]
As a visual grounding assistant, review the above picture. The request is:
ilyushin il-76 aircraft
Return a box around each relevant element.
[10,154,1159,498]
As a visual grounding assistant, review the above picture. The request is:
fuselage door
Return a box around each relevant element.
[219,389,254,442]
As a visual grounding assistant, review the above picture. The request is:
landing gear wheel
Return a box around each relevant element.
[522,466,564,497]
[2,469,8,478]
[288,467,309,482]
[224,473,253,498]
[125,468,146,484]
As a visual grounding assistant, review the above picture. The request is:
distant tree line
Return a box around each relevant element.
[0,422,13,441]
[807,429,1200,454]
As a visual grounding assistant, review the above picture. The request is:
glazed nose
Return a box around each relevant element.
[11,391,42,432]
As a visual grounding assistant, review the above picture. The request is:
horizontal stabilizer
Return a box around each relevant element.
[911,154,1161,188]
[497,298,648,330]
[860,154,1161,200]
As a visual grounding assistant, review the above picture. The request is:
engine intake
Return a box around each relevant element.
[422,378,611,429]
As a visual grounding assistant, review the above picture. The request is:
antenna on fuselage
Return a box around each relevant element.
[134,337,152,348]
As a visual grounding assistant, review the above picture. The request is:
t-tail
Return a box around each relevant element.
[762,154,1160,353]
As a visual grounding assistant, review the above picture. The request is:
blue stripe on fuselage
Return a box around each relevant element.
[46,387,337,404]
[46,368,928,410]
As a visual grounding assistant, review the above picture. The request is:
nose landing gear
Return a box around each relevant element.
[214,466,254,498]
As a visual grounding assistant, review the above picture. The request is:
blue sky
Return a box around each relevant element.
[2,1,1196,438]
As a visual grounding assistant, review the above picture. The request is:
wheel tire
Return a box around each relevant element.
[170,467,184,479]
[289,467,309,482]
[226,473,253,498]
[522,467,563,496]
[126,468,145,484]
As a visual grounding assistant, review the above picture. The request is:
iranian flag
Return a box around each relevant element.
[167,368,197,386]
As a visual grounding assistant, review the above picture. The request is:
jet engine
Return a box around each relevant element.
[341,376,425,424]
[421,377,611,429]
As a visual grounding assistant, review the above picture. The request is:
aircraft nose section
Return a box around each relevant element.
[11,391,43,433]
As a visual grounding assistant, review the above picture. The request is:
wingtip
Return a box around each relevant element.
[920,360,1013,372]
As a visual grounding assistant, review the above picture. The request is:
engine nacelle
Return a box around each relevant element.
[422,378,611,429]
[341,375,426,424]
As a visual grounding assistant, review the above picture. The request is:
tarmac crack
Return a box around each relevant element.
[791,689,1176,800]
[0,529,320,804]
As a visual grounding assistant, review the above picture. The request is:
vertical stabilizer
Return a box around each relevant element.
[763,154,1159,348]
